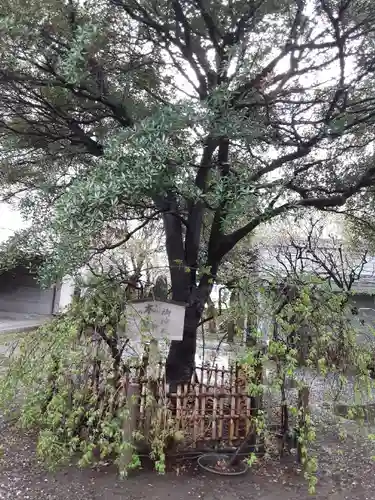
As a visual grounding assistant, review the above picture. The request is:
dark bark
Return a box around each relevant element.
[160,198,197,385]
[159,137,218,385]
[165,260,218,383]
[165,302,201,387]
[164,141,229,384]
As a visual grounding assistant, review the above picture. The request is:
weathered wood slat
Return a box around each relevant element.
[126,363,258,450]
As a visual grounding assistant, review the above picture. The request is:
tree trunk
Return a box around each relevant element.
[165,302,201,388]
[159,199,217,387]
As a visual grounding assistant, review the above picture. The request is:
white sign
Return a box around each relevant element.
[125,299,185,341]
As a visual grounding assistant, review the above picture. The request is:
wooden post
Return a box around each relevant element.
[193,382,200,447]
[229,365,235,445]
[297,386,310,464]
[200,377,206,442]
[218,366,225,441]
[143,339,160,441]
[212,365,218,441]
[119,381,140,474]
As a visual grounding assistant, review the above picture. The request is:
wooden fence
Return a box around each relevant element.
[134,363,261,450]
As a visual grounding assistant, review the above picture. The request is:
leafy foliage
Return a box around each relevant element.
[0,280,175,474]
[240,273,374,493]
[3,0,375,377]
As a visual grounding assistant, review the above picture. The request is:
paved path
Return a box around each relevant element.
[0,313,49,335]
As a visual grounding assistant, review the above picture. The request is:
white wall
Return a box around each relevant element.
[55,279,76,312]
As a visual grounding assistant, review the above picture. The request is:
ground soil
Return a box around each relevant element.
[0,419,374,500]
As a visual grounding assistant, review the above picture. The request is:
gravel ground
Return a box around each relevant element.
[0,417,374,500]
[1,336,374,499]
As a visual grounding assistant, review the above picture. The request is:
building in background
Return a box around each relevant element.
[0,202,75,320]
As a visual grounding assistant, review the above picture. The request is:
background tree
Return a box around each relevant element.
[260,214,373,358]
[256,217,374,469]
[2,0,375,383]
[262,215,369,293]
[86,217,166,298]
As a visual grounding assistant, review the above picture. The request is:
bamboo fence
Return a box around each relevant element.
[135,363,260,449]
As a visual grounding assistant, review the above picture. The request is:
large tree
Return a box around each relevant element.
[2,0,375,384]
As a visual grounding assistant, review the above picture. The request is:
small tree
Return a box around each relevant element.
[0,276,182,475]
[253,217,373,490]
